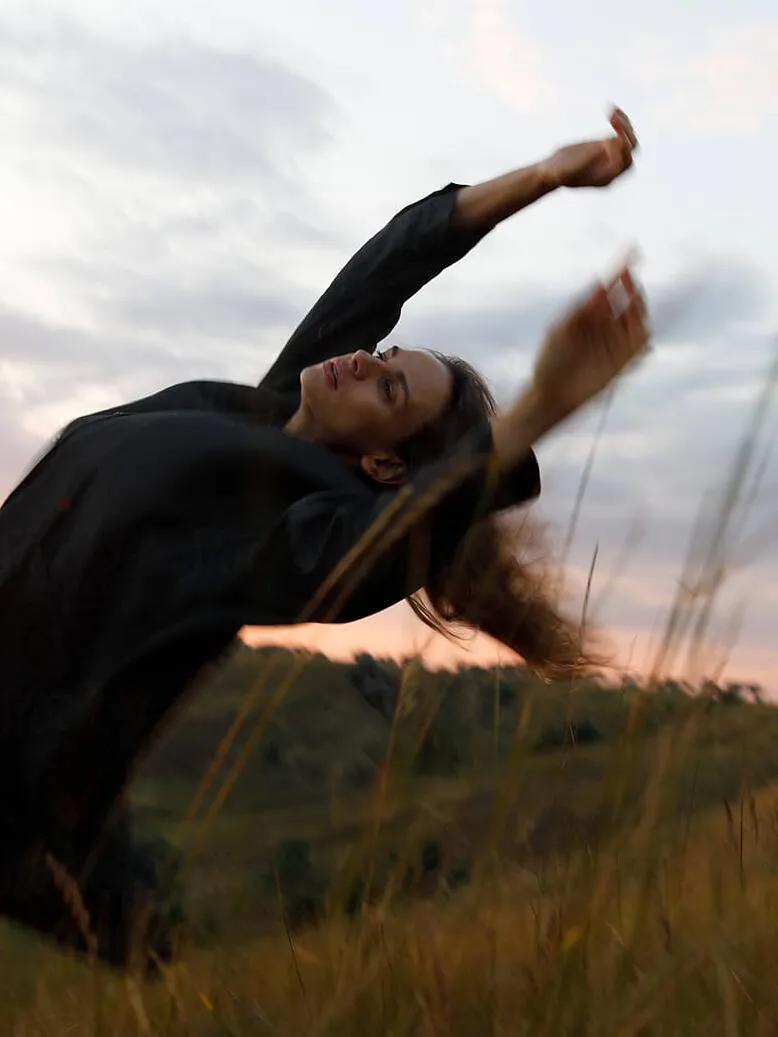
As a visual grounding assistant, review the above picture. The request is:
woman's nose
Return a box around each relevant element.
[351,349,376,379]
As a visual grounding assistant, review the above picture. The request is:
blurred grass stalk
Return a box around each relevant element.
[649,342,778,689]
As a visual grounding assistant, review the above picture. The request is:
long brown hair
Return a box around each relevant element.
[396,353,598,681]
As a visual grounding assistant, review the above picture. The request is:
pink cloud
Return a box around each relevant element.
[422,0,556,114]
[634,25,778,134]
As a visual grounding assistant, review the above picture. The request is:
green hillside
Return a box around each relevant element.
[127,646,778,946]
[5,645,778,1035]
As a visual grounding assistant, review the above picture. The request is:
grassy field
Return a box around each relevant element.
[3,646,778,1035]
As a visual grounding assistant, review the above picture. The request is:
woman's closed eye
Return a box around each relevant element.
[375,351,396,403]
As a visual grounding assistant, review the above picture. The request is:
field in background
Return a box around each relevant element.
[3,645,778,1035]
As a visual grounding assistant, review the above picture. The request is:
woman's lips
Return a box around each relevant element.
[323,358,339,389]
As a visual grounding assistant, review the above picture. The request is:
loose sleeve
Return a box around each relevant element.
[259,183,485,395]
[271,429,540,625]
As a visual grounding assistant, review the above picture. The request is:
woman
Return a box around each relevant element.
[0,108,646,968]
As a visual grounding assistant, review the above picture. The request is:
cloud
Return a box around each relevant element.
[394,254,776,585]
[540,371,778,666]
[460,0,557,113]
[0,305,162,383]
[0,310,275,497]
[0,10,346,499]
[648,259,770,341]
[0,398,41,496]
[0,11,344,331]
[0,16,337,185]
[633,24,778,134]
[389,253,778,661]
[397,254,771,390]
[0,302,206,452]
[102,277,300,343]
[51,254,304,344]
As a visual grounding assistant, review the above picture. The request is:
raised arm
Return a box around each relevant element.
[258,183,486,395]
[259,107,638,396]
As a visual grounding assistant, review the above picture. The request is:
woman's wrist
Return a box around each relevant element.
[490,380,568,468]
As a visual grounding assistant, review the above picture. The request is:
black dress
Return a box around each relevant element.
[0,183,540,968]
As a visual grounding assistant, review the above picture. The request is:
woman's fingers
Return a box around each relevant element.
[605,267,637,319]
[604,108,638,178]
[606,266,646,318]
[594,266,651,371]
[577,268,649,361]
[610,107,638,151]
[618,295,651,367]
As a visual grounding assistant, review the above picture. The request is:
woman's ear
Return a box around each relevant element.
[360,452,408,485]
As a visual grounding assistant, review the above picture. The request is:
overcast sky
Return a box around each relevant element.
[1,0,776,687]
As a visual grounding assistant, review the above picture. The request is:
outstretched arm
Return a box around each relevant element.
[259,107,638,396]
[259,183,485,395]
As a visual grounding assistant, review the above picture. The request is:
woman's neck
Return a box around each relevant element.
[284,405,367,476]
[284,404,318,441]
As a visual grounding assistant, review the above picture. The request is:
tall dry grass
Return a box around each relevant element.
[6,727,778,1036]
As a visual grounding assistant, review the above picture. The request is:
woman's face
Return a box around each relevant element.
[299,346,453,471]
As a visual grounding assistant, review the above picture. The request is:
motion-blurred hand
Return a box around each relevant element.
[532,266,650,420]
[543,107,638,189]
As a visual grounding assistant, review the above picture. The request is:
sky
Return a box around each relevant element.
[1,0,777,688]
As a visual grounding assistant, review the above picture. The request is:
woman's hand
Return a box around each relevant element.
[490,266,650,468]
[453,107,638,232]
[542,107,638,190]
[532,266,649,420]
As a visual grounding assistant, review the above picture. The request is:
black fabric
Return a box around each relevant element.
[0,182,540,967]
[0,805,182,975]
